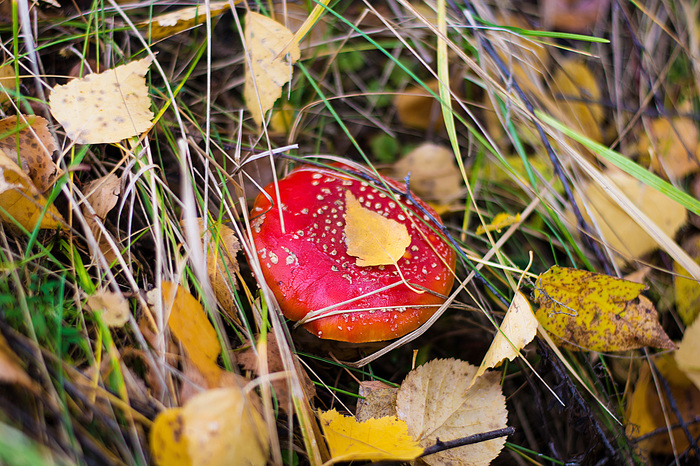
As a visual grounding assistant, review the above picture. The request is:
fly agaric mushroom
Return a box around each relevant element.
[250,162,456,343]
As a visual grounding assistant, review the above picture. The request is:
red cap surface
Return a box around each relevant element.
[251,163,456,342]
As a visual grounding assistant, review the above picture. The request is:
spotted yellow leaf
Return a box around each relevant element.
[344,190,411,267]
[534,266,675,351]
[475,211,522,235]
[49,57,154,144]
[244,12,300,127]
[319,409,422,462]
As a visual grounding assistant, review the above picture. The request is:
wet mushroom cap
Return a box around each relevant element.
[251,162,457,343]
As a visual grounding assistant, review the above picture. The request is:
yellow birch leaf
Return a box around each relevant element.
[475,212,522,235]
[161,282,223,387]
[396,358,508,466]
[319,409,422,462]
[391,143,463,204]
[572,170,686,262]
[0,62,19,105]
[0,148,64,231]
[344,190,411,267]
[471,292,537,388]
[150,387,269,466]
[86,290,130,328]
[49,57,154,144]
[626,355,700,457]
[674,235,700,326]
[244,12,300,127]
[638,117,700,179]
[0,115,58,192]
[675,316,700,391]
[534,266,675,351]
[139,2,232,41]
[551,60,602,143]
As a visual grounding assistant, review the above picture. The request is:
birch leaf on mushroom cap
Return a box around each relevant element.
[250,162,456,343]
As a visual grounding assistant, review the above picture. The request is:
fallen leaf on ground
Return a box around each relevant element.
[675,316,700,391]
[150,386,269,466]
[49,57,154,144]
[319,409,423,462]
[0,115,58,192]
[82,173,122,263]
[674,235,700,325]
[393,79,444,131]
[86,290,130,327]
[0,148,64,231]
[626,354,700,457]
[160,282,223,388]
[356,383,398,423]
[0,333,34,389]
[475,212,522,235]
[192,218,240,320]
[344,190,411,266]
[237,332,316,414]
[534,266,675,351]
[638,116,700,179]
[542,0,610,32]
[0,62,19,105]
[471,292,537,388]
[572,170,686,262]
[391,143,463,205]
[396,358,508,466]
[244,11,301,127]
[139,2,231,41]
[551,60,603,143]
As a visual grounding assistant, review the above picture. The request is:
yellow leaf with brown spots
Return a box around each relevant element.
[0,115,58,192]
[344,190,411,267]
[534,266,675,352]
[49,57,154,144]
[138,1,231,41]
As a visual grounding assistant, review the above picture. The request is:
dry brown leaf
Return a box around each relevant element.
[356,385,398,423]
[237,332,316,414]
[638,117,700,179]
[139,1,232,41]
[0,333,34,389]
[542,0,610,33]
[626,355,700,457]
[82,173,122,264]
[396,358,508,466]
[0,148,64,231]
[0,61,19,105]
[0,115,58,192]
[573,170,686,261]
[551,60,603,143]
[150,387,270,466]
[675,316,700,391]
[344,190,411,266]
[86,290,130,327]
[391,143,463,205]
[393,79,444,131]
[471,292,537,388]
[192,218,240,319]
[49,57,154,144]
[244,12,300,127]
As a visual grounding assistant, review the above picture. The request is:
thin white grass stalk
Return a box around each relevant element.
[239,200,325,464]
[15,0,51,122]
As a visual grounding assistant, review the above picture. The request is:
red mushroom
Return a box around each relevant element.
[250,162,456,343]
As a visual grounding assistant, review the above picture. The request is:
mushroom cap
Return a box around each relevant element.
[250,162,456,342]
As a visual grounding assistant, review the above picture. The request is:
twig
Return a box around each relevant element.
[420,426,516,457]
